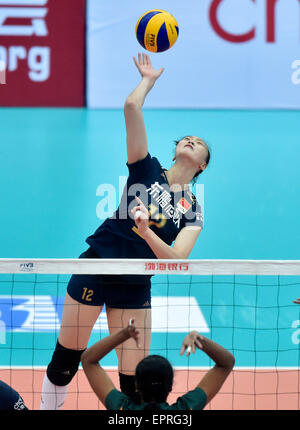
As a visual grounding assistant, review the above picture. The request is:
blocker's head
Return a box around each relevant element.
[135,355,174,403]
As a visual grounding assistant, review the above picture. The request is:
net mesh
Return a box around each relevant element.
[0,258,300,410]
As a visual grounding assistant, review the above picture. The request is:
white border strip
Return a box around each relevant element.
[0,1,47,4]
[0,366,299,370]
[1,258,300,276]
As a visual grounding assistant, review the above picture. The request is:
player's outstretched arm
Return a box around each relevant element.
[81,320,140,406]
[180,332,235,405]
[125,53,164,164]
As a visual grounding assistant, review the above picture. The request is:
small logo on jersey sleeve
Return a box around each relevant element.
[177,198,192,214]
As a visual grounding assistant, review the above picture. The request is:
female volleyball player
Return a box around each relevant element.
[81,319,235,410]
[40,53,210,410]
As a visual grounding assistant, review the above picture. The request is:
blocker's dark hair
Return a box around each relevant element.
[135,355,174,410]
[174,136,211,185]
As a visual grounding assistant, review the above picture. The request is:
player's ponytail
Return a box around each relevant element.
[135,355,173,409]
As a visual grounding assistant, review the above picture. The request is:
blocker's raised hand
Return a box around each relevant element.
[180,331,204,357]
[127,318,141,349]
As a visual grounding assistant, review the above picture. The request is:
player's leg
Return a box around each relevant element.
[41,277,103,410]
[58,292,103,350]
[107,307,151,375]
[106,306,151,401]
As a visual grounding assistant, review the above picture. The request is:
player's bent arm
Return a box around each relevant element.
[172,226,202,259]
[81,328,132,406]
[81,362,115,407]
[196,336,235,404]
[197,364,233,405]
[142,226,202,260]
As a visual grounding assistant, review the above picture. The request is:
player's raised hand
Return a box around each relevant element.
[127,318,141,349]
[180,331,204,357]
[133,53,164,82]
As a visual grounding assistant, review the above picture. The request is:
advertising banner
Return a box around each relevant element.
[87,0,300,108]
[0,0,86,106]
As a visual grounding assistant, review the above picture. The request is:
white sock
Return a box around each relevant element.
[40,374,69,410]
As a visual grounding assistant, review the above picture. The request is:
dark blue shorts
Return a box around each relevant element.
[67,248,151,309]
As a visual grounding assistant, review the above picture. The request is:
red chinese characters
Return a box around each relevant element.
[144,262,189,272]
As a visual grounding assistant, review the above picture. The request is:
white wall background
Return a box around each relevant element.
[87,0,300,108]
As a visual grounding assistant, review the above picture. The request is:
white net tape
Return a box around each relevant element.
[0,258,300,275]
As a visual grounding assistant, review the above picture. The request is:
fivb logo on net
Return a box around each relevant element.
[96,177,205,227]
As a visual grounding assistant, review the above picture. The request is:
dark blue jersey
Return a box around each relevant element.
[86,153,203,283]
[0,380,28,410]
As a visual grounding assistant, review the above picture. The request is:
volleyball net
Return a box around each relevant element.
[0,258,299,410]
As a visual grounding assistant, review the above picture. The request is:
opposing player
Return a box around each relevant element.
[81,319,235,410]
[0,380,28,410]
[40,53,210,409]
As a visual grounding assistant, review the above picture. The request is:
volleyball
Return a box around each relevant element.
[135,9,179,53]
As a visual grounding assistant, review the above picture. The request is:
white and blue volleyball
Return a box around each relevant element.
[135,9,179,53]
